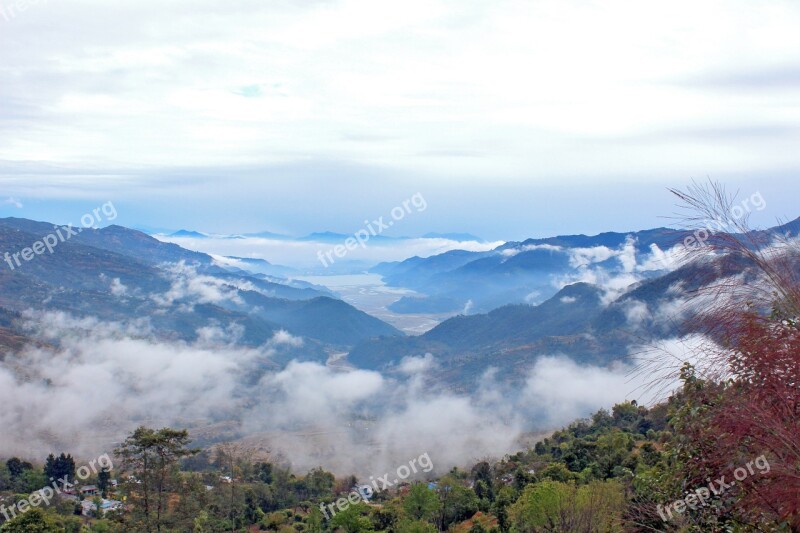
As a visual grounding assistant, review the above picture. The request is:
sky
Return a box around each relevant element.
[1,0,800,240]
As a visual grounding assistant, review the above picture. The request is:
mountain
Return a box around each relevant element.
[169,229,208,238]
[497,227,688,252]
[239,293,401,345]
[347,282,620,388]
[0,218,402,355]
[214,256,302,279]
[371,249,492,280]
[211,271,331,300]
[159,229,292,240]
[351,242,799,390]
[0,219,216,267]
[372,227,695,315]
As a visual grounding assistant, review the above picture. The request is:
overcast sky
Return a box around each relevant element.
[1,0,799,239]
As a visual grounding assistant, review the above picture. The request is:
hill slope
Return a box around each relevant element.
[0,219,402,354]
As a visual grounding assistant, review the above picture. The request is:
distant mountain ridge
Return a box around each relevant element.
[160,228,489,243]
[0,218,402,357]
[5,215,798,389]
[498,227,688,252]
[371,226,717,314]
[349,251,785,389]
[170,229,208,238]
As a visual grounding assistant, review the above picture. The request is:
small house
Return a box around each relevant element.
[80,485,99,497]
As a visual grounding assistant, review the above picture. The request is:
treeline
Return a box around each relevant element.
[1,380,797,532]
[0,453,108,532]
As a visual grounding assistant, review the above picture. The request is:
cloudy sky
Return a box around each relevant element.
[1,0,799,240]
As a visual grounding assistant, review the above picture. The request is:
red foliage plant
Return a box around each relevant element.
[668,182,800,528]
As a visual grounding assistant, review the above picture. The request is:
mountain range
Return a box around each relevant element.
[372,220,800,315]
[0,218,401,364]
[162,229,486,243]
[2,215,798,391]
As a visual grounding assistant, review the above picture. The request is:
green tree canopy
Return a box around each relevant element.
[0,508,59,533]
[402,483,440,523]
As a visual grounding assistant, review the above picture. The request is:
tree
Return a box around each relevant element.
[269,466,298,511]
[91,496,104,519]
[438,475,480,530]
[396,519,437,533]
[637,442,661,468]
[509,480,625,532]
[539,463,576,483]
[329,502,374,533]
[402,483,440,523]
[512,468,534,493]
[256,462,273,484]
[44,453,75,484]
[304,467,335,500]
[213,442,253,530]
[4,458,31,479]
[14,468,48,494]
[370,505,399,531]
[493,486,516,532]
[115,426,199,532]
[168,472,218,531]
[471,461,494,502]
[89,521,113,532]
[97,467,111,497]
[305,505,324,533]
[509,480,570,531]
[0,508,59,533]
[474,480,492,511]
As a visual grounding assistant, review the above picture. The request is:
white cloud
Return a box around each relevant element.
[624,299,651,327]
[463,299,474,315]
[109,277,128,297]
[524,290,541,304]
[618,236,638,273]
[501,244,562,258]
[554,235,694,305]
[195,322,246,346]
[2,0,800,184]
[152,262,244,307]
[271,329,304,347]
[0,314,268,458]
[568,246,615,268]
[0,310,700,476]
[3,197,23,208]
[555,264,640,306]
[520,357,635,428]
[397,353,437,375]
[638,243,687,272]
